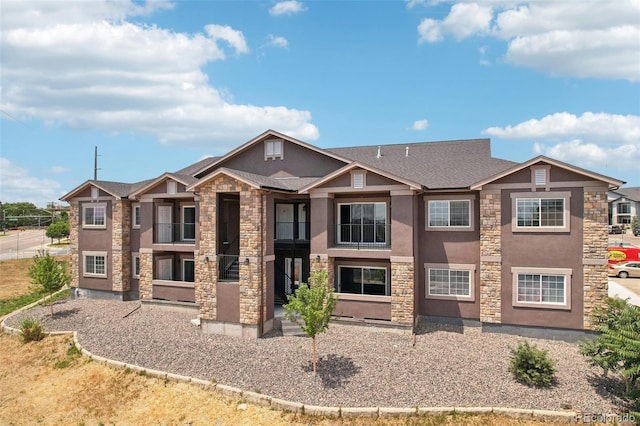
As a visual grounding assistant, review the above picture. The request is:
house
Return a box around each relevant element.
[60,130,623,339]
[608,187,640,226]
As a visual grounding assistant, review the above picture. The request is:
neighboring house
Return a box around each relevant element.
[61,130,623,338]
[608,187,640,226]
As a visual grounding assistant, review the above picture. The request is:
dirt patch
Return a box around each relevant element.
[0,333,579,425]
[0,256,69,300]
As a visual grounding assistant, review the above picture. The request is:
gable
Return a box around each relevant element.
[316,168,401,189]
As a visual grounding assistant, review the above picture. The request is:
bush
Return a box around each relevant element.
[19,318,45,343]
[509,340,556,387]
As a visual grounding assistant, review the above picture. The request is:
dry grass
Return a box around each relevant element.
[0,333,577,426]
[0,256,69,300]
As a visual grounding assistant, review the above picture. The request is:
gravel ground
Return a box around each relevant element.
[4,299,630,413]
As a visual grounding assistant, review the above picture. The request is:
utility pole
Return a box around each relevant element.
[94,146,101,180]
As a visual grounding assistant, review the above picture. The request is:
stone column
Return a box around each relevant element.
[69,201,79,288]
[582,189,609,330]
[479,189,502,324]
[138,249,153,299]
[195,179,220,321]
[239,187,261,331]
[390,258,414,325]
[311,255,334,290]
[111,199,131,294]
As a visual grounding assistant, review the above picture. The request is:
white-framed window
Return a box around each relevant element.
[132,204,141,228]
[181,205,196,241]
[337,266,389,296]
[425,195,474,231]
[337,202,387,245]
[182,258,195,282]
[511,267,572,310]
[511,191,571,232]
[132,253,140,278]
[83,251,107,278]
[425,263,475,301]
[82,203,107,228]
[167,181,177,195]
[264,139,283,160]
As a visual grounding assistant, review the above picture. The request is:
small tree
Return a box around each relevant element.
[27,250,70,317]
[46,221,70,244]
[284,269,336,374]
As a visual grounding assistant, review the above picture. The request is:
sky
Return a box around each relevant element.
[1,0,639,207]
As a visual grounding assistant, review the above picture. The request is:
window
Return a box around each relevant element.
[167,181,177,195]
[511,192,571,233]
[132,204,141,228]
[265,139,283,160]
[352,171,365,189]
[182,259,195,282]
[182,206,196,241]
[511,267,571,310]
[82,203,106,228]
[338,266,388,296]
[84,252,107,277]
[618,202,631,214]
[132,253,140,278]
[91,187,99,199]
[338,202,387,244]
[425,263,475,301]
[427,200,470,228]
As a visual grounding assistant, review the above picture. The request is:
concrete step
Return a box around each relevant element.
[280,316,306,337]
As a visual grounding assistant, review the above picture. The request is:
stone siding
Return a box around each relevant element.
[479,190,502,324]
[138,251,153,299]
[239,187,262,325]
[582,190,609,330]
[391,260,414,325]
[69,202,79,288]
[111,199,131,293]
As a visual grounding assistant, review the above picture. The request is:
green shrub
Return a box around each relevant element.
[509,340,556,387]
[18,318,45,343]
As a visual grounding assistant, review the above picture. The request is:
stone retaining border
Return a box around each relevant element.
[1,310,582,423]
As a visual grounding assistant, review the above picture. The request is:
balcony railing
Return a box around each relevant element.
[218,254,239,281]
[275,221,309,241]
[154,222,196,244]
[333,223,391,249]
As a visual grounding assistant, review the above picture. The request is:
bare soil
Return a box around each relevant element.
[0,333,572,426]
[0,256,69,300]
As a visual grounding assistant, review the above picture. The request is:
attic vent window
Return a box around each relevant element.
[353,171,365,189]
[167,181,177,195]
[91,187,99,199]
[265,139,283,160]
[534,168,547,186]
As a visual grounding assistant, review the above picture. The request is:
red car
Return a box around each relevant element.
[608,244,640,265]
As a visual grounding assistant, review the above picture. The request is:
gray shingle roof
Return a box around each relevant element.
[328,139,517,189]
[616,187,640,201]
[175,156,219,176]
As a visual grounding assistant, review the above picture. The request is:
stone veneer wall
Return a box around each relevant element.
[312,257,335,290]
[390,260,414,325]
[69,201,79,288]
[111,199,131,293]
[582,190,609,330]
[239,188,262,326]
[479,190,502,324]
[138,251,153,299]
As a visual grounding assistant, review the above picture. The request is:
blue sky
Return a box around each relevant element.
[1,0,639,207]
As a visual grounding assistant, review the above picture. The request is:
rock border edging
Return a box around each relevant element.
[1,309,580,423]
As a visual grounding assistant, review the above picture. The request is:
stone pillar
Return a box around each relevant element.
[111,199,131,293]
[138,249,153,299]
[239,187,261,330]
[391,258,414,325]
[195,178,220,321]
[582,189,609,330]
[69,201,79,288]
[311,255,334,290]
[479,189,502,324]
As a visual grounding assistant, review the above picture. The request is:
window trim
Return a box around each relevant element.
[336,202,388,245]
[337,265,389,296]
[132,204,141,229]
[511,267,572,310]
[167,181,177,195]
[511,191,571,233]
[132,253,140,279]
[182,258,195,282]
[425,263,476,301]
[351,170,366,189]
[82,203,107,229]
[531,165,550,189]
[181,205,196,242]
[424,194,475,232]
[83,251,108,278]
[264,138,284,160]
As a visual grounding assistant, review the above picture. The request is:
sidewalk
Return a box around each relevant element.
[608,280,640,306]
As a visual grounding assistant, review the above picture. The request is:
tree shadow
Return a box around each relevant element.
[50,307,80,319]
[586,372,634,412]
[302,354,361,389]
[414,318,465,335]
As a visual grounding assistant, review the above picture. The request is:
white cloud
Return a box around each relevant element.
[269,1,305,16]
[0,158,63,205]
[50,166,70,174]
[485,112,640,171]
[0,0,319,150]
[266,35,289,48]
[411,119,429,130]
[416,1,640,81]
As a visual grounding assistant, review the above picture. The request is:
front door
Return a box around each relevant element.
[284,257,302,295]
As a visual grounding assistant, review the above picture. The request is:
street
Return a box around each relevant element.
[0,229,70,260]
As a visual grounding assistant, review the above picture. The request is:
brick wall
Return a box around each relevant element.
[479,190,502,324]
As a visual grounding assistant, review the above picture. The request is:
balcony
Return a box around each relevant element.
[218,254,239,281]
[332,224,391,250]
[154,222,196,244]
[275,221,309,241]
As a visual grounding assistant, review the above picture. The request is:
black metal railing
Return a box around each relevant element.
[333,223,391,249]
[275,221,309,241]
[218,254,239,281]
[154,222,196,244]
